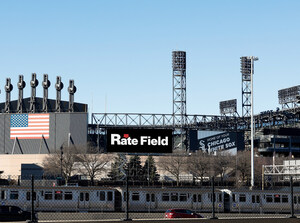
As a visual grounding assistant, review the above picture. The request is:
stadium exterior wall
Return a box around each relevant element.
[0,154,47,177]
[0,112,88,154]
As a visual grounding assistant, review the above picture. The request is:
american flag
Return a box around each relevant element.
[10,113,49,139]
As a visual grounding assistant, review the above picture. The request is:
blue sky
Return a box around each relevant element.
[0,0,299,118]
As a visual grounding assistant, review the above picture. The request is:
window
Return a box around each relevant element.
[107,191,113,201]
[282,195,288,203]
[64,192,73,200]
[100,191,105,201]
[1,191,5,200]
[55,191,63,200]
[80,193,84,201]
[198,194,202,202]
[146,194,150,202]
[239,194,246,202]
[151,194,155,202]
[45,191,53,200]
[85,193,89,201]
[132,193,139,201]
[274,194,280,203]
[10,206,21,213]
[26,192,36,201]
[171,193,178,201]
[266,195,273,203]
[252,195,260,203]
[185,210,193,214]
[193,194,201,202]
[179,193,187,202]
[209,194,216,202]
[175,209,185,213]
[162,193,169,201]
[123,192,127,202]
[10,191,19,200]
[218,194,222,202]
[298,196,300,204]
[256,195,260,203]
[232,194,236,202]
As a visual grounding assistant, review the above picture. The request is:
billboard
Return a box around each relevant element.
[197,132,244,154]
[106,128,173,153]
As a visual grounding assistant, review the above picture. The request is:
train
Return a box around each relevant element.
[1,185,300,213]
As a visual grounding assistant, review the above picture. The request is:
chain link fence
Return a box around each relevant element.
[0,154,300,222]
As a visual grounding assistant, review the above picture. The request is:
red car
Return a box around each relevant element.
[165,209,203,218]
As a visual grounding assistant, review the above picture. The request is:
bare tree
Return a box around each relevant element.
[211,152,233,184]
[43,145,78,183]
[158,151,187,186]
[75,146,112,185]
[236,150,251,186]
[187,151,210,186]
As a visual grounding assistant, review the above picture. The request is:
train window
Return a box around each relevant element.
[26,192,36,201]
[218,194,222,202]
[151,193,155,202]
[193,194,201,202]
[45,191,53,200]
[146,193,155,202]
[239,194,246,202]
[124,192,127,201]
[252,195,255,203]
[180,193,187,202]
[298,196,300,204]
[209,193,216,202]
[162,193,169,201]
[232,194,236,202]
[266,195,273,203]
[64,192,73,200]
[80,193,84,201]
[10,191,19,200]
[100,191,105,201]
[55,191,63,200]
[107,191,113,201]
[146,194,150,202]
[274,194,280,203]
[282,195,288,203]
[85,193,89,201]
[256,195,260,203]
[198,194,202,202]
[132,193,139,201]
[171,193,178,201]
[1,191,5,200]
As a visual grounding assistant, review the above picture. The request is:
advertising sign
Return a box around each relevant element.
[198,132,244,154]
[107,128,173,153]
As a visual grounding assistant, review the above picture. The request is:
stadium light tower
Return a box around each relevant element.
[241,56,259,188]
[172,51,187,150]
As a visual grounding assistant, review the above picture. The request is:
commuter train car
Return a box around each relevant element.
[0,185,118,212]
[119,187,224,212]
[119,187,300,213]
[1,185,300,213]
[227,189,300,213]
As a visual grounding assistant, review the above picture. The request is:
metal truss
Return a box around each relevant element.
[172,51,186,127]
[91,113,244,131]
[263,164,300,176]
[90,107,300,131]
